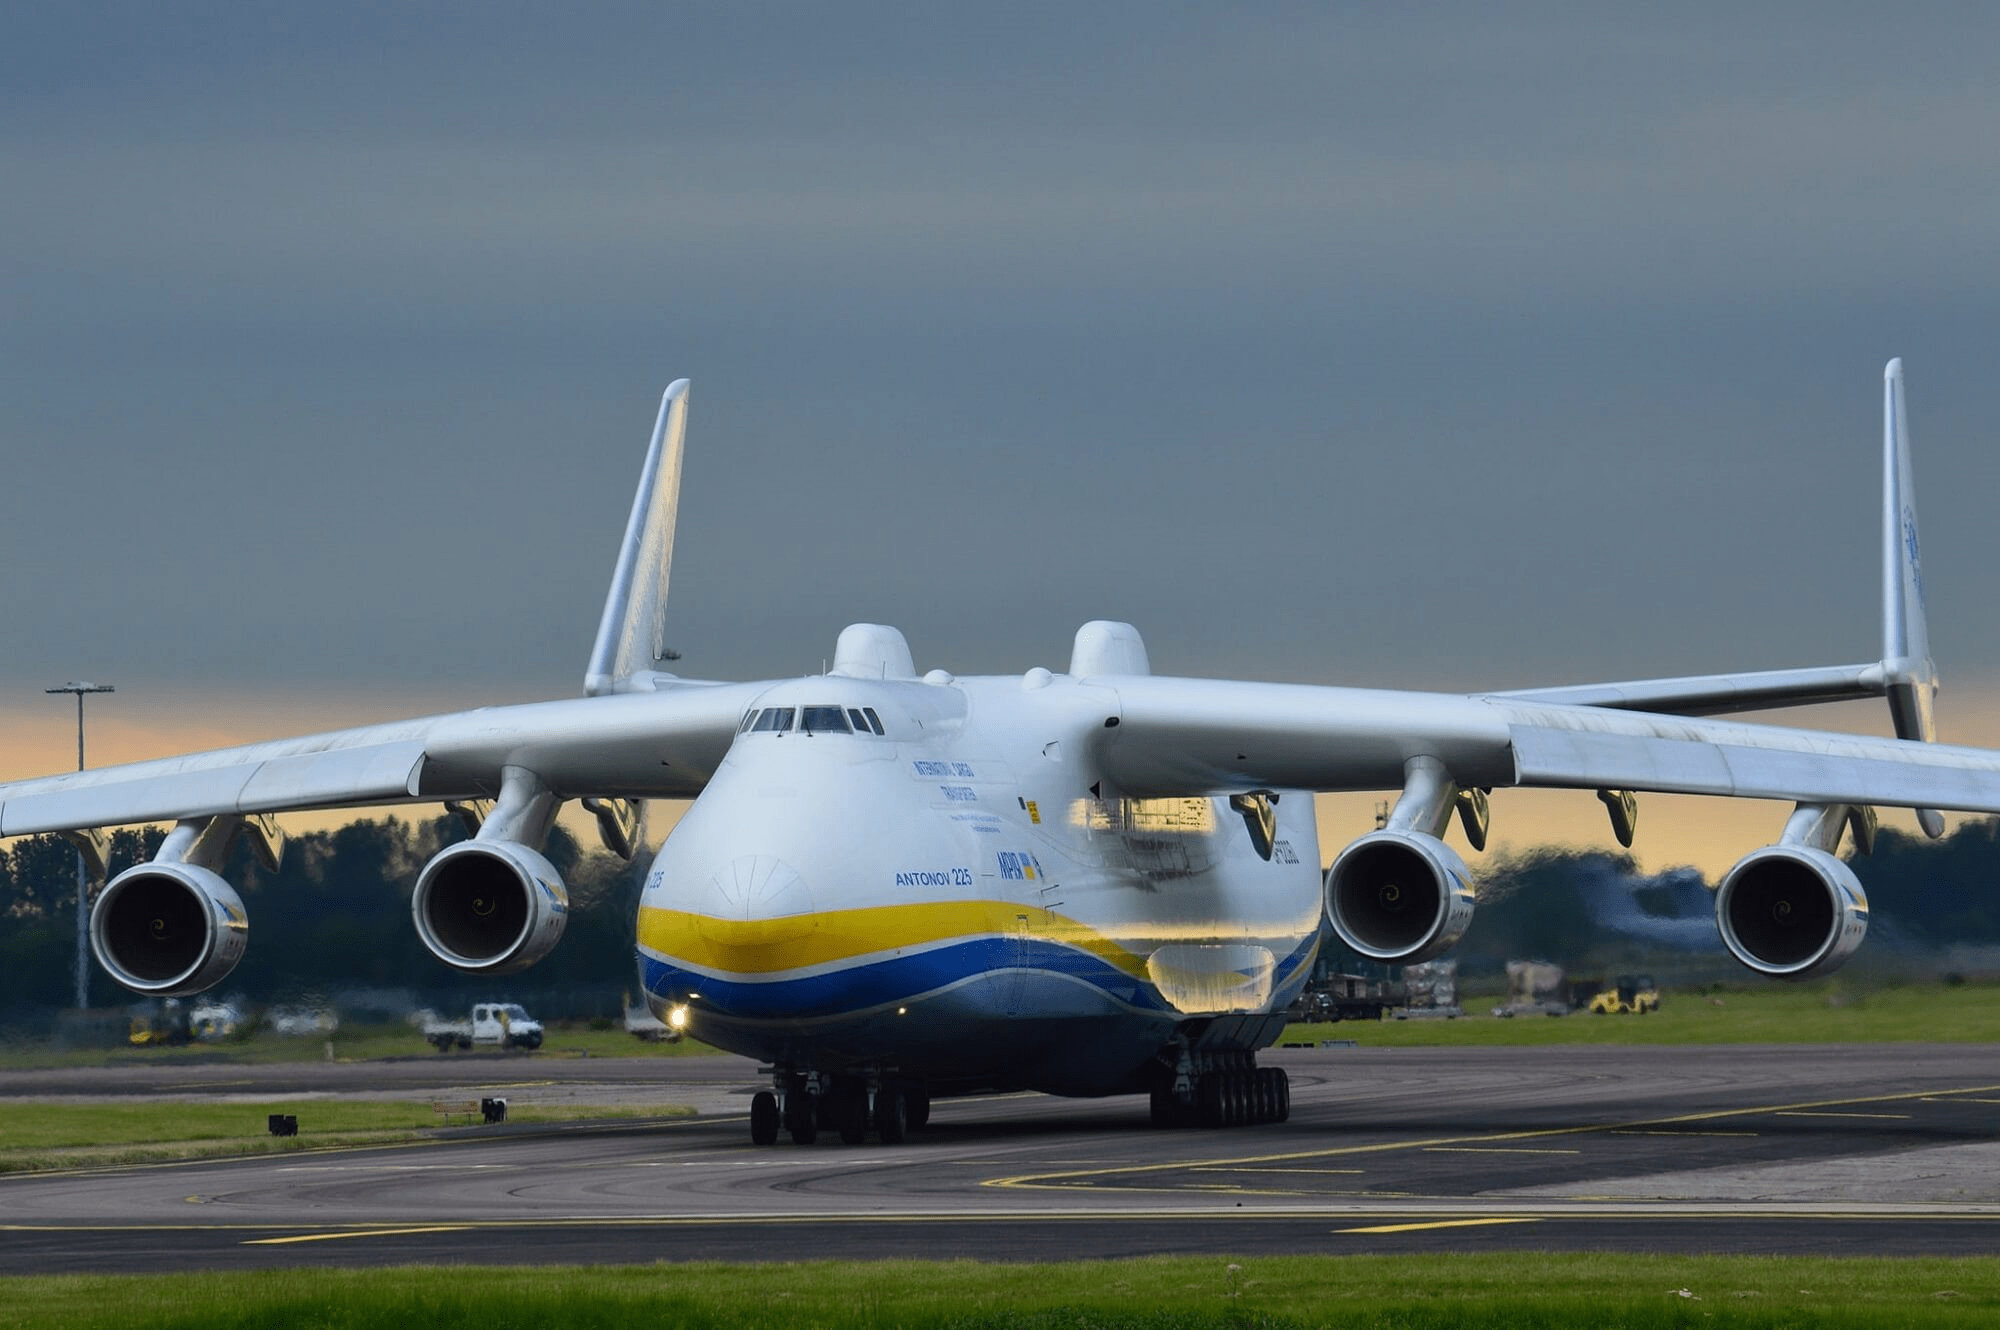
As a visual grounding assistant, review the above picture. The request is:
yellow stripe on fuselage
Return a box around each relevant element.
[636,900,1152,980]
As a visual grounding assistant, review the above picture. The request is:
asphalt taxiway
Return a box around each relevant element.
[6,1042,2000,1271]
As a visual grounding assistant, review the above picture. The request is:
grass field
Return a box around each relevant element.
[10,981,2000,1075]
[0,1021,718,1072]
[0,1099,693,1174]
[4,1255,1998,1329]
[1282,978,2000,1048]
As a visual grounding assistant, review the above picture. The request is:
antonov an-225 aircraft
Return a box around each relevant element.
[6,360,2000,1145]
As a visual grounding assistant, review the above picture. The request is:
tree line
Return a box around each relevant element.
[0,815,645,1018]
[5,811,1999,1017]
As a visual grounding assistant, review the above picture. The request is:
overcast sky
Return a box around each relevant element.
[7,5,2000,862]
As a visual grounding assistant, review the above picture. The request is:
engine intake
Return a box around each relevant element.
[412,840,569,973]
[90,864,248,996]
[1715,844,1868,979]
[1324,830,1476,964]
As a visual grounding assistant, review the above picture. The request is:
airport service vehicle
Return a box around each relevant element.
[5,361,1999,1144]
[1589,974,1662,1015]
[424,1003,543,1051]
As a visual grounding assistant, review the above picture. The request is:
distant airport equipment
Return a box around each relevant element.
[1495,960,1570,1017]
[422,1003,543,1051]
[2,360,1992,1143]
[1589,974,1662,1015]
[1396,959,1462,1019]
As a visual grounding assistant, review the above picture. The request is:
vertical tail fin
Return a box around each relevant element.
[585,380,690,696]
[1881,358,1946,837]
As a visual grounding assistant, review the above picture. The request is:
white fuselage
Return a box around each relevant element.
[637,672,1323,1096]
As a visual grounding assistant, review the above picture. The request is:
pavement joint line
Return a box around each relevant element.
[14,1206,2000,1237]
[244,1225,476,1246]
[981,1080,2000,1191]
[1421,1147,1582,1154]
[1335,1218,1541,1234]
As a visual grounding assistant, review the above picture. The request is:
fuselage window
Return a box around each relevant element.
[847,707,869,732]
[862,707,886,736]
[800,705,851,734]
[751,707,795,733]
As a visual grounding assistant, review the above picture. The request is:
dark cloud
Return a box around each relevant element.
[5,5,2000,706]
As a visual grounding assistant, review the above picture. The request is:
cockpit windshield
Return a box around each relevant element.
[800,705,851,734]
[740,704,886,737]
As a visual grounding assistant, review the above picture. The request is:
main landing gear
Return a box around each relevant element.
[750,1070,929,1146]
[1150,1055,1290,1128]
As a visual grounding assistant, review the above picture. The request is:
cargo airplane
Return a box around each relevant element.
[4,361,1994,1146]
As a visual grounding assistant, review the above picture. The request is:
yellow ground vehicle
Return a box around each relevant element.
[127,1001,191,1046]
[1588,973,1660,1014]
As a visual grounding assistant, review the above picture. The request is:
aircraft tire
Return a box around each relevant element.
[786,1091,818,1145]
[1271,1068,1291,1123]
[1149,1088,1180,1127]
[877,1084,908,1145]
[837,1086,868,1145]
[1197,1076,1224,1128]
[750,1091,780,1146]
[904,1084,931,1130]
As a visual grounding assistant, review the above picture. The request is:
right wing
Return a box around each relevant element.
[0,682,765,838]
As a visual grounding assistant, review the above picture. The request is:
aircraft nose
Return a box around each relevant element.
[699,855,816,923]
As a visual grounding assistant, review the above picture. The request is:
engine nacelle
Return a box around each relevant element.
[1324,830,1476,964]
[1715,844,1868,979]
[90,863,248,997]
[411,840,569,974]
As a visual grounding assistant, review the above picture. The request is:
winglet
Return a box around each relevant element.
[1881,358,1946,837]
[585,380,690,696]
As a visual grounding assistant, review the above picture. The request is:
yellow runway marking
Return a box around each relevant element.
[984,1081,2000,1191]
[1774,1111,1910,1120]
[1922,1097,2000,1105]
[1191,1167,1365,1175]
[1336,1218,1540,1234]
[244,1226,474,1246]
[1611,1129,1757,1137]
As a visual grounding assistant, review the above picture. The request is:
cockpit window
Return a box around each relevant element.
[846,708,868,731]
[862,707,886,736]
[800,705,851,734]
[750,707,795,733]
[739,710,757,733]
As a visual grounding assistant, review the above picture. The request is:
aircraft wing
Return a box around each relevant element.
[1485,662,1886,717]
[0,682,762,838]
[1090,675,2000,813]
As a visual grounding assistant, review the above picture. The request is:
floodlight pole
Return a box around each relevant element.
[47,682,113,1010]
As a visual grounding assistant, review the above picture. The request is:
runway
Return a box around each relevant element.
[6,1042,2000,1272]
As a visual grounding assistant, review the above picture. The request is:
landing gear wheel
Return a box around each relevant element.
[838,1089,868,1145]
[877,1084,909,1145]
[786,1091,819,1145]
[1273,1067,1291,1123]
[1149,1088,1181,1128]
[904,1084,931,1131]
[1197,1076,1224,1128]
[750,1091,780,1146]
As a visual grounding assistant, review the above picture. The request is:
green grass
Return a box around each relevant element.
[0,1022,718,1072]
[1284,978,2000,1048]
[4,1255,1999,1328]
[0,1099,693,1174]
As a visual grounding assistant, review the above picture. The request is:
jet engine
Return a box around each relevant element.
[1715,844,1868,979]
[90,863,248,996]
[1324,830,1476,965]
[411,840,569,973]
